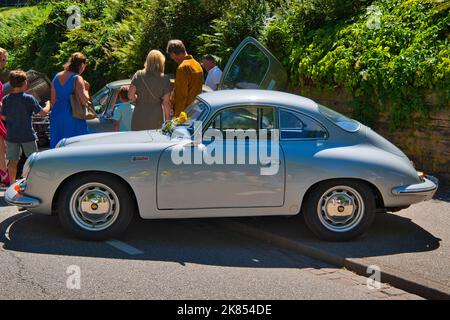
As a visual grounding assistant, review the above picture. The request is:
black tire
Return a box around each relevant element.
[58,173,136,241]
[302,180,376,241]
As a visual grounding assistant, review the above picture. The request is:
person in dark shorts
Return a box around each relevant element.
[1,70,50,183]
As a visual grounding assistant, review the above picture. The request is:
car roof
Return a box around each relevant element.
[198,89,319,113]
[107,79,131,88]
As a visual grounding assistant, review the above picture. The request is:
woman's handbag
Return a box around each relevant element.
[70,76,97,120]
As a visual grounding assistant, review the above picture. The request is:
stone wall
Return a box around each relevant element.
[294,86,450,185]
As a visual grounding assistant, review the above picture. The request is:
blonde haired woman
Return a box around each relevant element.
[128,50,172,130]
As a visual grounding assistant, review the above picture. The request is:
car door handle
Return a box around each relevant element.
[261,160,281,167]
[183,142,202,147]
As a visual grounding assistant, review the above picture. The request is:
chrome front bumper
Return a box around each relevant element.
[5,180,41,208]
[392,175,439,201]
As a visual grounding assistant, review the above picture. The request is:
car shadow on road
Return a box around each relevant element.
[0,210,332,269]
[0,202,441,267]
[227,210,441,260]
[0,191,9,207]
[217,187,448,260]
[434,185,450,202]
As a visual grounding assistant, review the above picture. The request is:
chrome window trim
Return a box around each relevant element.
[318,104,361,133]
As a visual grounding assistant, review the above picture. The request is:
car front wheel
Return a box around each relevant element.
[302,180,376,241]
[58,173,135,241]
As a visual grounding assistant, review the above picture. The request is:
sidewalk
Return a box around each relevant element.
[219,186,450,299]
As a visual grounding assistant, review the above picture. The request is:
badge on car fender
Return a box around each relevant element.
[132,156,150,161]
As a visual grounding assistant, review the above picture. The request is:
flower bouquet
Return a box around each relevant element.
[161,112,188,134]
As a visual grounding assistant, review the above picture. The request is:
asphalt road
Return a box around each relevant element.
[0,193,420,300]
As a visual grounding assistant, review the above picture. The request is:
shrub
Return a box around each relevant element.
[2,0,228,90]
[197,0,276,68]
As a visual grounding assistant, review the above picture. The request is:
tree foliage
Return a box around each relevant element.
[262,0,449,127]
[0,0,448,128]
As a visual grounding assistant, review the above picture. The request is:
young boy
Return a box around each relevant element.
[1,70,50,183]
[112,86,134,132]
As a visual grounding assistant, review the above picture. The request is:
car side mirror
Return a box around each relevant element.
[103,111,113,119]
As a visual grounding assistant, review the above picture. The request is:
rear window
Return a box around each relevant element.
[319,105,360,132]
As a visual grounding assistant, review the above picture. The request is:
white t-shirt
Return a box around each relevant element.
[205,66,223,91]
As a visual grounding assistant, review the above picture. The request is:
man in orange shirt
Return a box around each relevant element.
[166,40,203,116]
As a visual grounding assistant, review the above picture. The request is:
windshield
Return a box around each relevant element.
[185,99,208,122]
[319,104,360,132]
[177,99,209,129]
[165,99,209,137]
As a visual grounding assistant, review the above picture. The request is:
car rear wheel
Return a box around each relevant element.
[58,173,135,241]
[302,180,376,241]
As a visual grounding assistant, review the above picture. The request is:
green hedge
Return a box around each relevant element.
[0,0,229,91]
[1,0,448,129]
[261,0,450,128]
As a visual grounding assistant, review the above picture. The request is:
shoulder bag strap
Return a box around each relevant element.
[139,71,159,101]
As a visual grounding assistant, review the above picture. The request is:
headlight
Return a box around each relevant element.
[22,152,38,179]
[55,138,67,148]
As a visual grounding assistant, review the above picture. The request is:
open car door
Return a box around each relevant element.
[219,37,287,91]
[2,70,51,104]
[2,70,52,147]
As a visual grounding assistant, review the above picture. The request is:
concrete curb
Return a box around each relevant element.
[218,219,450,300]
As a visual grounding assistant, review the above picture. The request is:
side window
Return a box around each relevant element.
[207,106,276,138]
[221,107,258,131]
[209,113,221,130]
[279,110,327,139]
[260,107,275,130]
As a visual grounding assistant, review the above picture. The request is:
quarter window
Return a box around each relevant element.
[279,110,327,139]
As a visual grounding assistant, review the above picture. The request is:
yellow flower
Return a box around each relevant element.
[178,112,188,124]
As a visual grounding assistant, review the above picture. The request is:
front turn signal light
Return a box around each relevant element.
[418,171,425,181]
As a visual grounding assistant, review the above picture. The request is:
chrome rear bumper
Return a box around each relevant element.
[392,175,438,201]
[5,181,41,208]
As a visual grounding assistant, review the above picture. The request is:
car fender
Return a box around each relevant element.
[24,143,174,216]
[282,142,421,210]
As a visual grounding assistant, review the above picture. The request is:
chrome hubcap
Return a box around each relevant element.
[317,186,364,232]
[69,183,120,232]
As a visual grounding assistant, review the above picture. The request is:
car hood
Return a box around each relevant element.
[61,130,171,147]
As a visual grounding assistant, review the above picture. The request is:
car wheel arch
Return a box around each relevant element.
[51,171,139,217]
[299,178,385,214]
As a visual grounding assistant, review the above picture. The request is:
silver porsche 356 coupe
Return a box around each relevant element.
[5,38,438,241]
